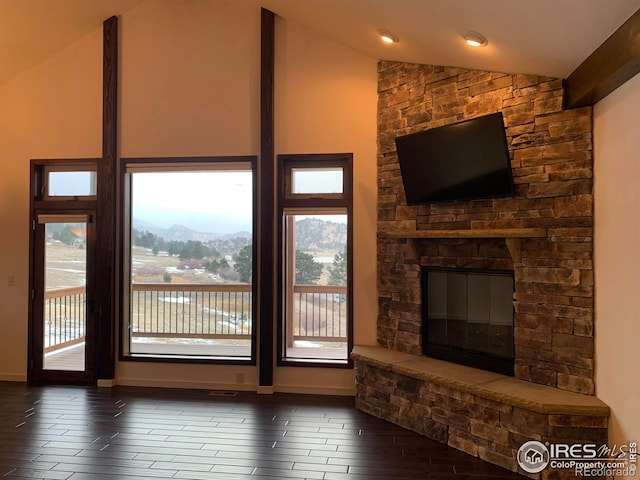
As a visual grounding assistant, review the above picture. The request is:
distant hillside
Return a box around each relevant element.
[134,218,250,243]
[133,217,346,256]
[294,217,347,253]
[133,219,251,257]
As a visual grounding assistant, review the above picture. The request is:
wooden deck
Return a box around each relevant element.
[44,342,348,371]
[44,343,86,371]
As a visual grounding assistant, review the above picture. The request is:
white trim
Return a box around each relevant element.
[97,379,117,387]
[0,373,27,382]
[109,378,354,396]
[114,378,257,392]
[274,384,355,396]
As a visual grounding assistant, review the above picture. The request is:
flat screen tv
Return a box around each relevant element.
[395,112,514,205]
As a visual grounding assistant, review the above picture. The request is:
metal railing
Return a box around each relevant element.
[43,283,348,353]
[292,285,347,342]
[44,286,86,352]
[130,284,253,340]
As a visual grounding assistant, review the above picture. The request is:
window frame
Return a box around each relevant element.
[43,163,98,201]
[277,153,354,368]
[282,157,351,204]
[31,160,99,205]
[119,156,258,365]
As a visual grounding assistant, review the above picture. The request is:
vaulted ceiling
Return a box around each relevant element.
[0,0,146,85]
[261,0,640,79]
[1,0,640,86]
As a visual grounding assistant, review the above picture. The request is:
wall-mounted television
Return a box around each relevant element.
[394,112,514,205]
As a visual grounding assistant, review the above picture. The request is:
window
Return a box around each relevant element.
[289,167,343,196]
[278,155,353,366]
[121,157,256,362]
[44,165,97,199]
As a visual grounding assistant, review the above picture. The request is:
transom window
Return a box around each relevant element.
[290,167,344,195]
[121,157,256,362]
[44,165,97,199]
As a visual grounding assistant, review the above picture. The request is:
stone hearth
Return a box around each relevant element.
[353,346,609,478]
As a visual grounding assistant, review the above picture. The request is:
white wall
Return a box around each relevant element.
[594,72,640,463]
[120,0,260,157]
[0,0,378,394]
[273,17,378,392]
[0,28,103,381]
[115,0,262,390]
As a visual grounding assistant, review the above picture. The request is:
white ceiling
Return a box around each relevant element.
[1,0,640,86]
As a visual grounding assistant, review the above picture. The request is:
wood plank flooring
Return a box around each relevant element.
[0,383,526,479]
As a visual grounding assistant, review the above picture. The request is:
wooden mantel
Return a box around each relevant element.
[379,227,547,264]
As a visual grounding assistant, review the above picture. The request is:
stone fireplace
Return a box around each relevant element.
[376,62,595,394]
[352,62,610,478]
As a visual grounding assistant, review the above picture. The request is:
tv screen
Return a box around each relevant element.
[395,112,514,205]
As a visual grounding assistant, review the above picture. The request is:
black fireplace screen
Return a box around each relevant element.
[422,267,514,376]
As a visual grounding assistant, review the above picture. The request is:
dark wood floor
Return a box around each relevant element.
[0,382,525,480]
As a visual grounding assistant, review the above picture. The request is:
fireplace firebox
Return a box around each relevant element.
[422,267,514,376]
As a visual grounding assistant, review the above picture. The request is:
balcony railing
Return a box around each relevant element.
[291,285,347,342]
[130,284,253,340]
[44,283,348,354]
[44,286,86,352]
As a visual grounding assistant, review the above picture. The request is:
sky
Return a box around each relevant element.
[291,167,343,194]
[132,170,253,233]
[48,171,96,196]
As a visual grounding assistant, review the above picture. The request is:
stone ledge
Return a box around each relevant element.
[352,345,609,416]
[378,227,547,238]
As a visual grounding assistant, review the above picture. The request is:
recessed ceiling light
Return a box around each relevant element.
[379,30,399,44]
[463,31,488,47]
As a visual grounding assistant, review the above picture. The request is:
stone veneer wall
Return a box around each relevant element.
[377,62,594,394]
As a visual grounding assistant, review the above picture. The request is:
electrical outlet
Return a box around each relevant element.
[8,276,15,287]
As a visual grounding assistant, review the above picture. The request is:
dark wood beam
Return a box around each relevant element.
[565,8,640,108]
[259,8,275,388]
[97,15,118,380]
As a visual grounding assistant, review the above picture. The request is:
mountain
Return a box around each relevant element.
[133,218,250,243]
[133,216,346,255]
[294,217,347,252]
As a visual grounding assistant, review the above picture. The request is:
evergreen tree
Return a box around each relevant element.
[295,250,323,285]
[52,225,76,245]
[234,245,253,283]
[167,241,181,257]
[205,259,220,272]
[328,248,347,286]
